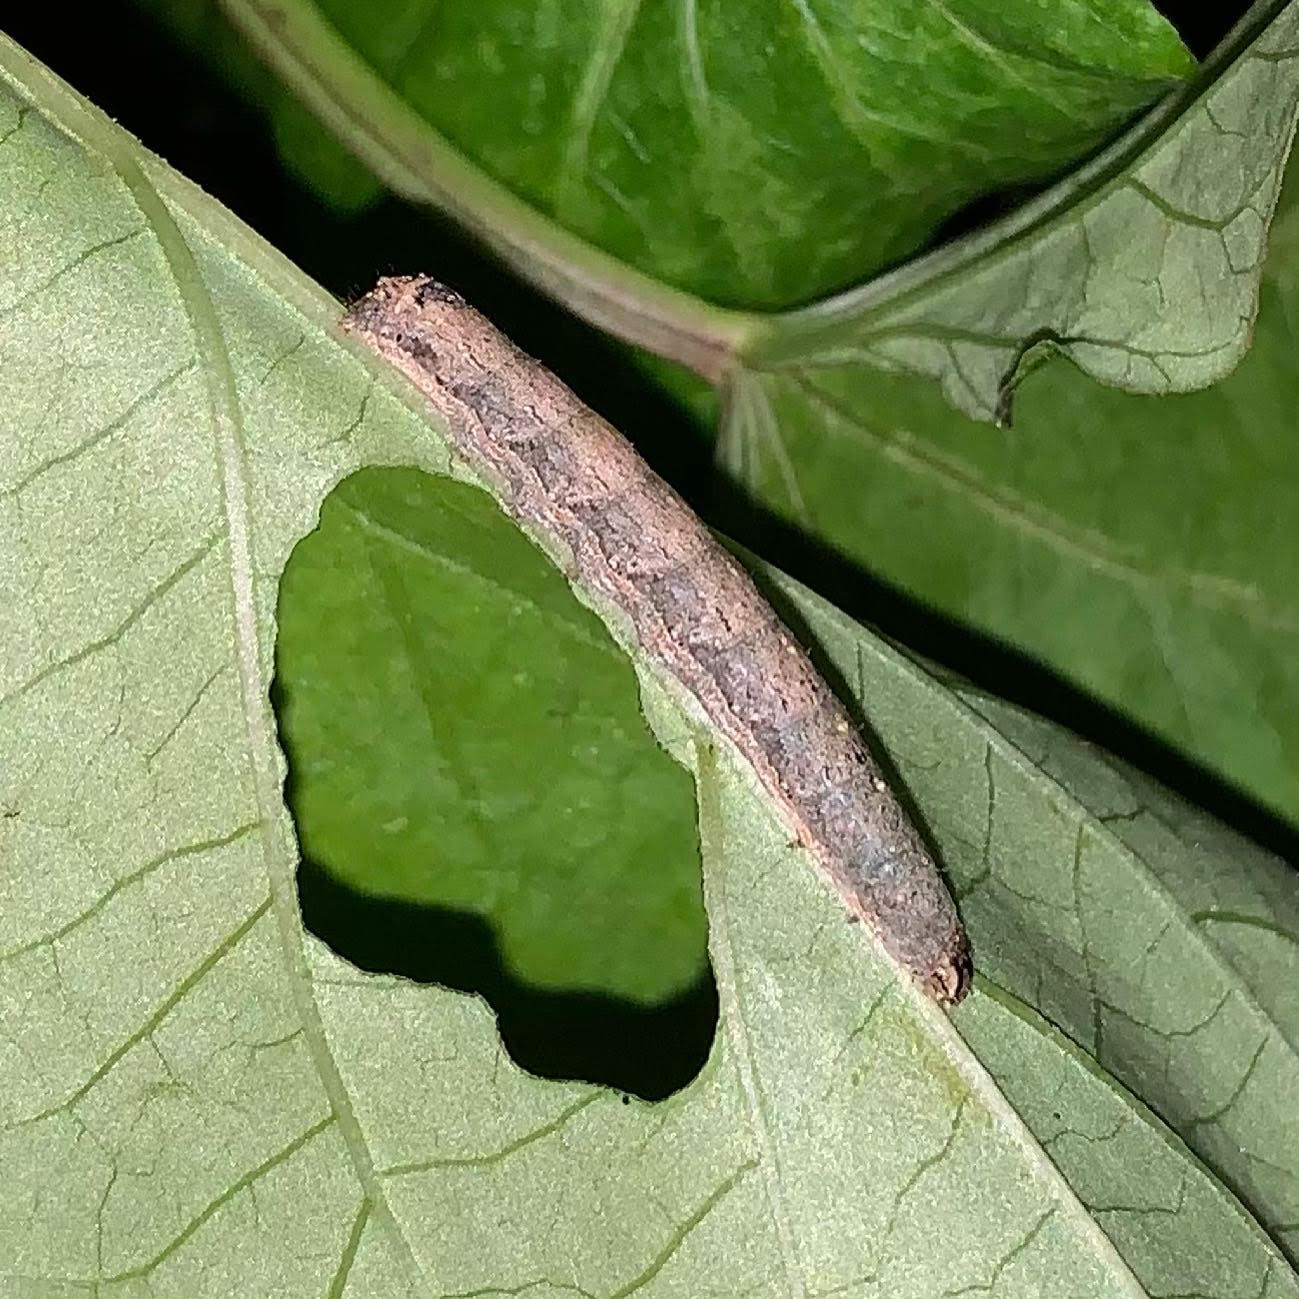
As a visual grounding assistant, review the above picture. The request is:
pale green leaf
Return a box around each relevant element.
[1,31,1297,1299]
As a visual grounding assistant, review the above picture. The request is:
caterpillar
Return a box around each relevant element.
[343,276,972,1004]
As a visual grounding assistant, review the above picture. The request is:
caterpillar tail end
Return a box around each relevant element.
[922,933,973,1006]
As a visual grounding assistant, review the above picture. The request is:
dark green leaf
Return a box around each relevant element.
[219,0,1192,308]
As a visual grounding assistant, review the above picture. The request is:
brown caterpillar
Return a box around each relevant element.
[342,276,972,1004]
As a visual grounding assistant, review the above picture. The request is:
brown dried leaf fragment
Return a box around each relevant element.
[342,276,972,1004]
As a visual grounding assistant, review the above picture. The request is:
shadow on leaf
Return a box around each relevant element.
[295,853,718,1102]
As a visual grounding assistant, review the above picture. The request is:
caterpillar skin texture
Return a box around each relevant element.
[343,275,972,1005]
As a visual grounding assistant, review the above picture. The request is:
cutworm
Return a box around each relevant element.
[343,276,972,1004]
